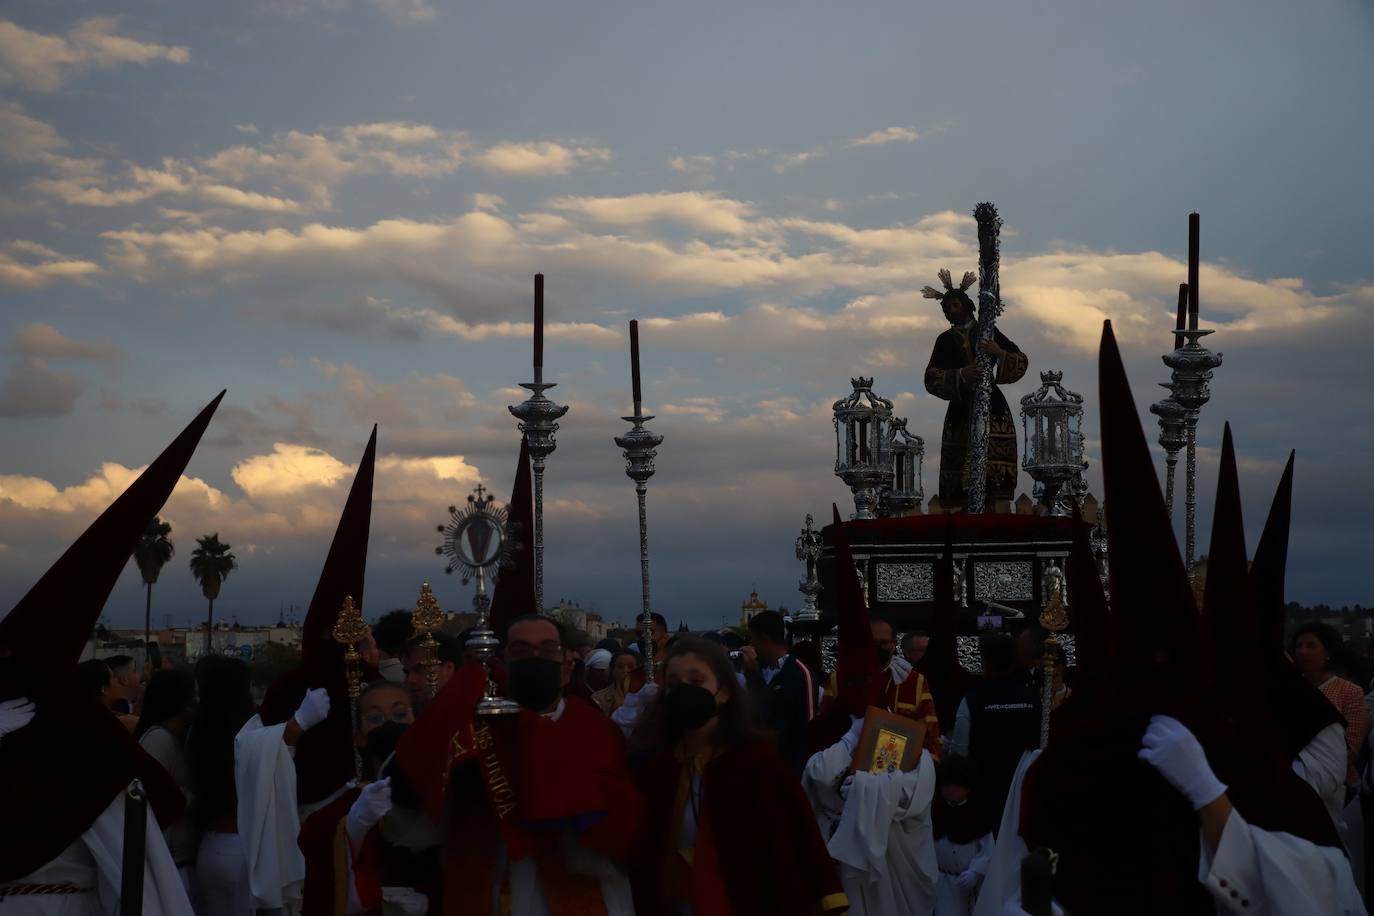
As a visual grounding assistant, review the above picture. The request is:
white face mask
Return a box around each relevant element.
[379,657,406,684]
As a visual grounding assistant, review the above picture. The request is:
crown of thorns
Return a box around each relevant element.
[921,268,977,302]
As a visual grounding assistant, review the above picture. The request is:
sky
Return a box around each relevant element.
[1,0,1372,632]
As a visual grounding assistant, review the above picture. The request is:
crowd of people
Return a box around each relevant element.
[2,325,1372,915]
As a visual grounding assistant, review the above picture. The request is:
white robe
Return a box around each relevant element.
[4,792,193,915]
[1294,722,1349,832]
[234,714,306,911]
[803,739,938,916]
[974,749,1368,916]
[934,831,994,916]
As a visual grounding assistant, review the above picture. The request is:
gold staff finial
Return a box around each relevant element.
[412,582,444,698]
[1037,575,1070,750]
[331,594,370,779]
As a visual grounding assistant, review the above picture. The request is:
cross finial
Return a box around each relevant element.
[474,483,487,501]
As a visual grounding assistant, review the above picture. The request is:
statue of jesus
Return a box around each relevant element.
[922,269,1029,513]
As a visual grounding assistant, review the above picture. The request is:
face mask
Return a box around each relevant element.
[378,657,405,684]
[666,683,719,731]
[876,647,893,667]
[507,657,563,711]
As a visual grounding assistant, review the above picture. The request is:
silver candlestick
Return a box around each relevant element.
[1149,389,1187,520]
[614,320,664,681]
[508,274,567,616]
[1160,214,1222,573]
[794,514,823,622]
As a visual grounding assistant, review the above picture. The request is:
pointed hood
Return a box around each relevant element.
[0,391,225,665]
[830,504,879,717]
[0,392,224,879]
[489,434,535,637]
[1252,452,1295,653]
[1097,321,1204,724]
[916,523,978,730]
[1247,453,1343,762]
[259,426,376,804]
[1064,508,1110,704]
[1200,426,1339,847]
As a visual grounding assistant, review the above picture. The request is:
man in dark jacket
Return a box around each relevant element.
[741,610,816,773]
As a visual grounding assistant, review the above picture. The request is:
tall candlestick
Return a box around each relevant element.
[1187,213,1200,330]
[615,320,663,680]
[1174,283,1187,351]
[533,273,544,378]
[509,272,567,615]
[629,319,643,409]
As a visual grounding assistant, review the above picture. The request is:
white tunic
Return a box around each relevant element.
[803,739,939,916]
[4,793,194,915]
[935,831,994,916]
[234,714,306,911]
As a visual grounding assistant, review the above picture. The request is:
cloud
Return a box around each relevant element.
[0,17,189,92]
[667,155,716,177]
[0,359,83,418]
[368,0,440,25]
[230,443,353,499]
[12,323,124,362]
[0,240,100,290]
[546,191,755,236]
[473,142,612,177]
[845,126,919,148]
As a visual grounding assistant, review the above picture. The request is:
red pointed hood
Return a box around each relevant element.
[1201,426,1339,847]
[259,426,376,804]
[0,392,224,879]
[830,504,879,716]
[1064,507,1109,703]
[916,523,978,729]
[0,391,225,665]
[489,435,535,637]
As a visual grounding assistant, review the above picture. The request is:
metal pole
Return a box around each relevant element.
[120,780,147,916]
[532,455,546,615]
[1184,412,1199,570]
[636,483,655,679]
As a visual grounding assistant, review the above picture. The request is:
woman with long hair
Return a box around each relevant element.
[136,668,198,895]
[187,655,257,916]
[630,636,846,915]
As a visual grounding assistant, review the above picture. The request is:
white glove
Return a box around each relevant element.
[292,687,331,732]
[0,697,36,740]
[345,778,393,848]
[1137,715,1226,811]
[839,774,855,800]
[888,654,914,685]
[956,869,980,890]
[839,715,865,755]
[381,887,429,915]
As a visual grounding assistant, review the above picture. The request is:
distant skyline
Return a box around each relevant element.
[2,0,1372,630]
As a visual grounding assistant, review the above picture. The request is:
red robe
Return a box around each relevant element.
[397,668,643,916]
[298,786,363,916]
[634,741,848,916]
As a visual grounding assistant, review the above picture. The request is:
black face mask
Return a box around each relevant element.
[875,647,893,667]
[665,684,719,731]
[507,657,563,711]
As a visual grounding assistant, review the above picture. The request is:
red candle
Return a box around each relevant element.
[1175,283,1187,350]
[533,273,544,370]
[629,320,643,408]
[1187,213,1199,330]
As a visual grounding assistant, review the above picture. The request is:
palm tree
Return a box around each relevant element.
[190,533,237,651]
[134,516,174,650]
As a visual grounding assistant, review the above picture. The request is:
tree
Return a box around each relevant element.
[190,533,237,647]
[250,640,302,690]
[133,516,174,650]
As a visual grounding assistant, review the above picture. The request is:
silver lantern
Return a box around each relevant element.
[833,377,894,520]
[1020,370,1087,516]
[879,416,924,517]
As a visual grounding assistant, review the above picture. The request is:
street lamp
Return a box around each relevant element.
[1020,370,1087,516]
[880,417,925,518]
[833,377,894,520]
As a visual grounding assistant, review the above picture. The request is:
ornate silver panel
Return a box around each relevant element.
[972,560,1034,602]
[875,562,934,602]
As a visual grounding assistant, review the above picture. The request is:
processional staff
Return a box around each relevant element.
[411,582,444,699]
[614,320,664,680]
[331,594,369,779]
[964,202,1005,514]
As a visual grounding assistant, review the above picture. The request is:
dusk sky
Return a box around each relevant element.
[2,0,1372,632]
